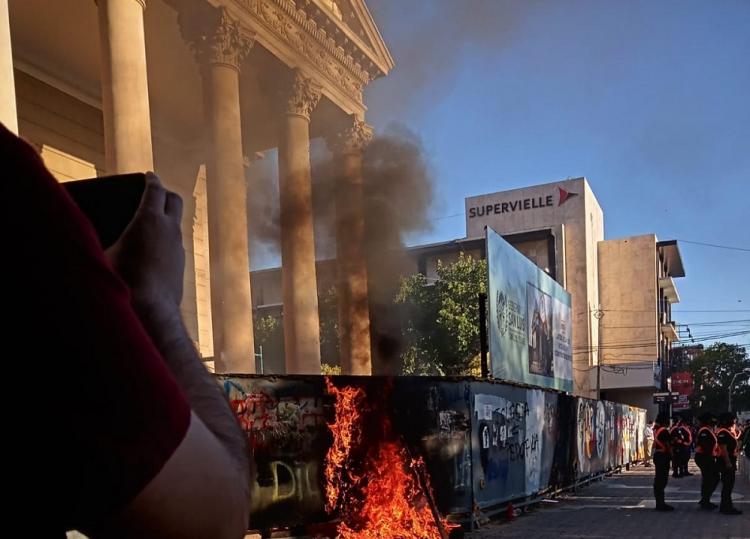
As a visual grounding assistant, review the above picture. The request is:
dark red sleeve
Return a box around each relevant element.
[0,124,191,530]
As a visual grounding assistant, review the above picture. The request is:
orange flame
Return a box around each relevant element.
[337,441,446,539]
[324,378,451,539]
[325,377,366,513]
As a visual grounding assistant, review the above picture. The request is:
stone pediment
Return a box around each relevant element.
[311,0,394,78]
[223,0,393,113]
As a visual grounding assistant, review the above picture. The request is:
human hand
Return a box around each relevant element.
[106,173,185,317]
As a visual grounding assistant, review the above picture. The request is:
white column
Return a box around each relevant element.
[181,7,256,373]
[327,117,373,375]
[0,0,17,133]
[97,0,153,172]
[278,69,323,374]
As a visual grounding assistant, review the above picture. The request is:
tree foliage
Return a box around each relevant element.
[689,343,750,413]
[253,314,283,373]
[319,286,340,366]
[395,253,486,376]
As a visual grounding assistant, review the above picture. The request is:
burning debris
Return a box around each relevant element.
[325,379,366,513]
[324,377,454,539]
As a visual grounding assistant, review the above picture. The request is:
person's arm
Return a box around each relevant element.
[696,432,710,454]
[87,412,248,539]
[99,174,250,536]
[1,127,250,539]
[717,435,732,468]
[663,431,673,456]
[137,303,250,480]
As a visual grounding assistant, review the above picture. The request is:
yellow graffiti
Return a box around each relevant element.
[270,461,320,502]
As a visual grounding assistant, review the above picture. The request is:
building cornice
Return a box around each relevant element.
[231,0,371,107]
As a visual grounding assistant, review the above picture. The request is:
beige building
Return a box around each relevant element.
[597,235,684,416]
[464,178,604,397]
[463,179,683,408]
[1,0,392,375]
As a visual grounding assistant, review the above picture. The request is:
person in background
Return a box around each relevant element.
[670,417,692,478]
[742,420,750,456]
[741,420,750,482]
[716,412,743,515]
[643,421,654,467]
[694,413,719,510]
[652,414,674,511]
[679,417,693,477]
[2,123,251,538]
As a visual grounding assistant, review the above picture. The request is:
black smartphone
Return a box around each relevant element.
[63,173,146,249]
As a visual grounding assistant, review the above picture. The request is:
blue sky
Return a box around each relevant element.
[363,0,750,347]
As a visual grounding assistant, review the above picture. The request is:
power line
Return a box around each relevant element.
[678,319,750,326]
[676,239,750,252]
[673,309,750,313]
[601,321,750,329]
[571,329,750,353]
[421,210,750,253]
[431,212,464,221]
[574,308,750,315]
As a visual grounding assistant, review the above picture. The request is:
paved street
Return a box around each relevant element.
[469,462,749,539]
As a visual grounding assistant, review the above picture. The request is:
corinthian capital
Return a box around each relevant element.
[180,7,254,70]
[282,69,322,121]
[327,116,373,155]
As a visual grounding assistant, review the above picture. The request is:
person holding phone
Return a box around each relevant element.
[1,122,250,538]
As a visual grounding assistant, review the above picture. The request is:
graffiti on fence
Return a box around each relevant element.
[218,375,646,528]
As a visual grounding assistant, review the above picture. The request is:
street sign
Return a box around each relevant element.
[653,392,681,404]
[672,394,691,411]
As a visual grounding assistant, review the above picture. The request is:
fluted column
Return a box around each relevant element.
[181,7,256,373]
[97,0,153,172]
[327,117,373,375]
[278,69,322,374]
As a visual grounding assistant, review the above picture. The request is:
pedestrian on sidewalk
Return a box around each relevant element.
[644,421,654,467]
[653,414,674,511]
[694,413,719,510]
[716,412,743,515]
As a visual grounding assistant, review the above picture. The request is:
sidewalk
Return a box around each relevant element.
[468,462,749,539]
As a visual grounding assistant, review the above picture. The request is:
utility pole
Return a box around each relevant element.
[594,306,604,399]
[479,293,489,378]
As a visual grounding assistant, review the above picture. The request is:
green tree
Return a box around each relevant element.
[395,253,486,376]
[253,314,283,373]
[253,287,341,374]
[689,343,750,413]
[319,285,341,372]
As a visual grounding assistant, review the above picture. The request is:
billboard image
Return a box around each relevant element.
[671,371,694,412]
[487,227,573,392]
[527,284,553,377]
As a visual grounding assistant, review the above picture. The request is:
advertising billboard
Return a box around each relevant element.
[671,371,694,412]
[487,227,573,392]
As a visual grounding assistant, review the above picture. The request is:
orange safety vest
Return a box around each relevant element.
[695,426,721,457]
[716,427,738,458]
[654,426,670,453]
